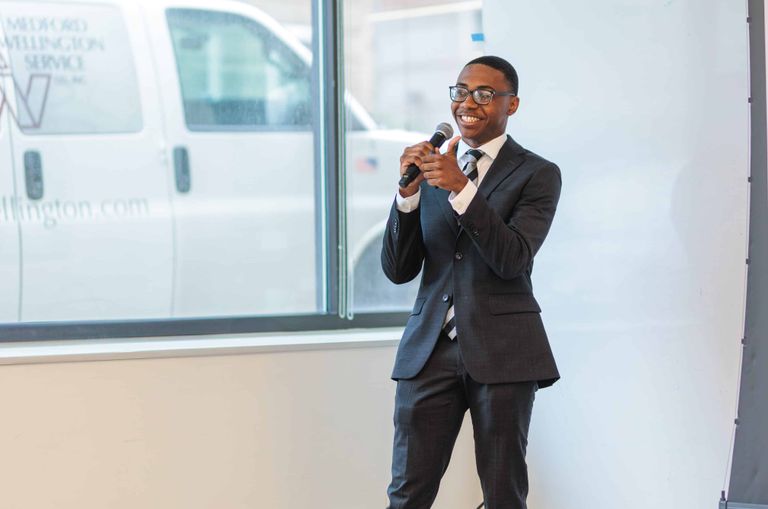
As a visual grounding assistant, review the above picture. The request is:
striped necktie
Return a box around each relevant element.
[462,149,483,184]
[443,148,484,340]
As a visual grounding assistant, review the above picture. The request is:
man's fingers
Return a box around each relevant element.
[445,136,462,158]
[400,156,422,172]
[425,175,443,188]
[421,150,450,164]
[420,161,440,173]
[402,144,432,161]
[421,158,457,174]
[412,142,435,156]
[420,153,437,164]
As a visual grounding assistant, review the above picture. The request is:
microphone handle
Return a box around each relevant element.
[398,132,449,188]
[398,164,421,188]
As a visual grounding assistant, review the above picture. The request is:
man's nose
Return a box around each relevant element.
[462,94,480,108]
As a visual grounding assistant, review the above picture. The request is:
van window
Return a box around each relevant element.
[167,9,312,131]
[0,3,142,134]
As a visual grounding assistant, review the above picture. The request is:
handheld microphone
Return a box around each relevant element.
[398,122,454,188]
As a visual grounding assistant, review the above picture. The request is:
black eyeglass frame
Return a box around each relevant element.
[448,85,516,105]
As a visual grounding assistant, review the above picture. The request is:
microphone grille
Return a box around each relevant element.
[435,122,453,139]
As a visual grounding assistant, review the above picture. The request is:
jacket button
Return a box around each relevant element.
[454,252,463,260]
[442,294,450,302]
[472,229,480,237]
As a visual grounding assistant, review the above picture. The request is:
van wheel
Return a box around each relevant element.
[352,240,419,312]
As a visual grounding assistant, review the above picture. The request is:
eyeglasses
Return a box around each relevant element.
[449,85,516,105]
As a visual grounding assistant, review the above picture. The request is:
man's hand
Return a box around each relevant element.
[419,136,467,193]
[398,141,434,197]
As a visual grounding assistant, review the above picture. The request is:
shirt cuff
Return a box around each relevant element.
[448,181,477,215]
[395,189,421,212]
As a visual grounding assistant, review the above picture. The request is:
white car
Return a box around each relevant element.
[0,0,421,325]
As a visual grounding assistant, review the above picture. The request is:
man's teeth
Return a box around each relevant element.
[461,115,481,124]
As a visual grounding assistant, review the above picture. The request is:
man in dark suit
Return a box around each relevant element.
[382,56,561,509]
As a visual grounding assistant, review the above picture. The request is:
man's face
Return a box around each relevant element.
[451,64,520,148]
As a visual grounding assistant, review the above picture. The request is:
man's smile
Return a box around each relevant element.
[457,114,482,124]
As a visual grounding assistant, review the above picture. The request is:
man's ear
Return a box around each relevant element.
[507,96,520,116]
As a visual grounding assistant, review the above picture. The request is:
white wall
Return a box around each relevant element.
[483,1,749,508]
[0,344,482,508]
[0,2,751,508]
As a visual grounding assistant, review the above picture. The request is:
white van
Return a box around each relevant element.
[0,0,420,324]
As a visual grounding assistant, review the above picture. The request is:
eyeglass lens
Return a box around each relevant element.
[450,87,494,104]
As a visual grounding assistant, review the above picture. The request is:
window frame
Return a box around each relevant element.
[0,0,414,342]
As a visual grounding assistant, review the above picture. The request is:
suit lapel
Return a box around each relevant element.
[478,136,526,199]
[436,186,460,235]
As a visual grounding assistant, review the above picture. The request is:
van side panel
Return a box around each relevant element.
[147,5,319,317]
[1,1,175,321]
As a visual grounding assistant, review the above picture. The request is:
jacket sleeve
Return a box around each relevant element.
[381,199,425,284]
[457,162,561,280]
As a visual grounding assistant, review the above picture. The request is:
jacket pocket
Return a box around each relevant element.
[488,293,541,315]
[410,297,426,316]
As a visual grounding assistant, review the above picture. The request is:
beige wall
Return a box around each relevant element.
[0,345,481,509]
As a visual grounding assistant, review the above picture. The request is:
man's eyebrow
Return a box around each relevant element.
[454,82,495,90]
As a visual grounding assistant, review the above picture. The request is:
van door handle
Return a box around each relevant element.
[24,150,44,200]
[173,146,191,193]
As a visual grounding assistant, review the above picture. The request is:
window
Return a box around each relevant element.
[0,3,142,134]
[167,9,312,131]
[343,0,483,313]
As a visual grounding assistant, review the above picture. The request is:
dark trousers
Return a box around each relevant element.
[386,333,537,509]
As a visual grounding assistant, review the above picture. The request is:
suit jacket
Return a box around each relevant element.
[381,135,561,388]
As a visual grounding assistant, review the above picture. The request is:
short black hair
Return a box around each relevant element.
[465,55,519,96]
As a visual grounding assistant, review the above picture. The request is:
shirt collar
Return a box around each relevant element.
[457,132,508,162]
